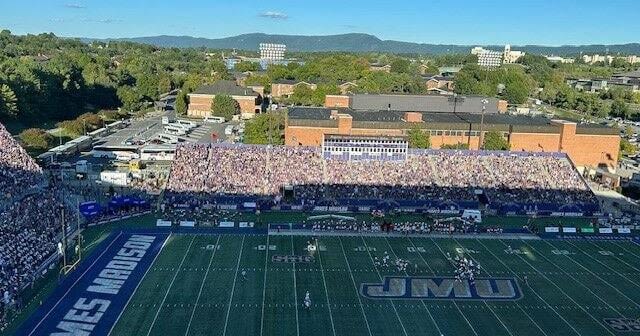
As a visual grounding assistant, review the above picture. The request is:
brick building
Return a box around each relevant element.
[285,106,620,169]
[271,80,317,98]
[187,81,263,119]
[424,76,455,92]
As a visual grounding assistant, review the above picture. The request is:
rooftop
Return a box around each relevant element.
[191,80,260,97]
[349,94,500,114]
[288,107,618,135]
[613,70,640,79]
[272,79,314,85]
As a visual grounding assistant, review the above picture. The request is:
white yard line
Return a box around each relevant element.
[383,237,443,336]
[109,234,169,336]
[475,239,580,336]
[259,234,270,336]
[359,236,408,336]
[315,238,337,336]
[28,231,123,336]
[452,238,539,336]
[611,240,640,261]
[438,238,513,336]
[528,240,631,316]
[338,237,373,336]
[497,239,616,336]
[290,235,300,336]
[422,237,480,336]
[222,235,246,336]
[568,240,640,294]
[184,235,222,336]
[146,235,196,336]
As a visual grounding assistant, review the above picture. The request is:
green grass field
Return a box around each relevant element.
[108,232,640,336]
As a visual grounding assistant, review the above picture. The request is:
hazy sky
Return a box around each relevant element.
[2,0,638,45]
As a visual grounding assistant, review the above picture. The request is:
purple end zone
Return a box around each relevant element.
[17,232,168,336]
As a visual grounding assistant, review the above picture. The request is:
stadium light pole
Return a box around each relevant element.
[479,99,488,150]
[60,204,67,268]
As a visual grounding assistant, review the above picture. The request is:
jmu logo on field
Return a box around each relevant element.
[361,276,522,301]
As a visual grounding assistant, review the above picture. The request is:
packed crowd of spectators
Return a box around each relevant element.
[167,144,596,208]
[0,123,73,329]
[0,124,44,203]
[308,218,481,235]
[0,189,71,329]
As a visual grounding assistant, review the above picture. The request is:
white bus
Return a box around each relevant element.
[175,119,197,130]
[114,151,140,161]
[157,133,180,144]
[140,146,176,161]
[164,125,187,136]
[204,116,225,124]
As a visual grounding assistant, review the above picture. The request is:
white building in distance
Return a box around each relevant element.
[545,56,575,64]
[259,43,286,60]
[471,45,525,68]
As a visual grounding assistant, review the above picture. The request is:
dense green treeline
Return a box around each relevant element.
[0,30,230,131]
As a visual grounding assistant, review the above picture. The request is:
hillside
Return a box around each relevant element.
[81,33,640,55]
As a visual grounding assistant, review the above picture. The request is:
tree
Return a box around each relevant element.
[211,94,239,120]
[390,59,411,74]
[289,84,316,106]
[19,128,52,149]
[610,99,631,119]
[0,83,18,117]
[245,75,271,92]
[235,61,259,72]
[503,80,530,105]
[243,112,285,145]
[57,119,85,137]
[482,131,510,150]
[76,112,103,131]
[620,138,637,160]
[610,58,630,69]
[175,91,188,116]
[407,127,430,149]
[116,85,145,111]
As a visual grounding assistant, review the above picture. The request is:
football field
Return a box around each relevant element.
[108,233,640,336]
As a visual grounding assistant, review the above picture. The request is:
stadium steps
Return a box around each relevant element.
[427,157,442,184]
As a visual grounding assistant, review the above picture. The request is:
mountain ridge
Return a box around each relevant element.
[79,33,640,55]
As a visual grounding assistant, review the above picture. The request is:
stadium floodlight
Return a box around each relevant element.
[479,99,489,150]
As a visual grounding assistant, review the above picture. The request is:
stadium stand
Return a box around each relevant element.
[0,123,44,203]
[0,123,70,329]
[165,143,598,215]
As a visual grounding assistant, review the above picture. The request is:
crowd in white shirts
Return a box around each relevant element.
[0,124,44,203]
[0,123,72,329]
[166,144,596,207]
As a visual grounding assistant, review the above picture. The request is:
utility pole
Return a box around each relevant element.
[60,204,67,268]
[479,99,488,150]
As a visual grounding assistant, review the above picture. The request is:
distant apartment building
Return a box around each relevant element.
[471,47,502,67]
[620,55,640,64]
[259,43,286,60]
[581,54,640,65]
[471,45,524,68]
[582,54,613,64]
[545,56,575,64]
